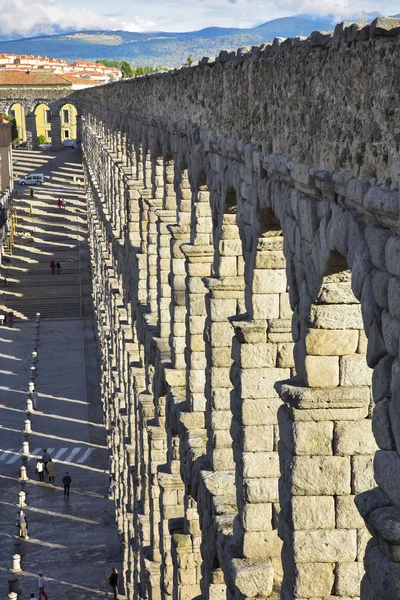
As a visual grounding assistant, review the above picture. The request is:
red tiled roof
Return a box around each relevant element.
[58,74,101,86]
[0,70,72,86]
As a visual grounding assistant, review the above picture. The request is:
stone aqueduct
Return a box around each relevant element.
[14,18,400,600]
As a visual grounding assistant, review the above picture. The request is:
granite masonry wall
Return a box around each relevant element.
[77,17,400,600]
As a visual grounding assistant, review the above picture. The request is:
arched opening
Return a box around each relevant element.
[9,103,26,144]
[59,103,77,145]
[34,103,52,145]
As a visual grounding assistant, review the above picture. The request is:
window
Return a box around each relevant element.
[45,110,51,124]
[63,109,69,124]
[47,130,51,138]
[64,130,69,139]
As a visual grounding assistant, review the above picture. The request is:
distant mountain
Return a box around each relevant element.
[0,15,337,67]
[0,13,395,67]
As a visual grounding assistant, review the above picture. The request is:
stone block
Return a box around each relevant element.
[335,561,364,597]
[243,452,280,478]
[336,495,365,529]
[251,293,280,319]
[244,478,279,503]
[252,269,287,293]
[372,399,395,450]
[230,557,274,598]
[365,224,392,271]
[242,502,273,532]
[388,276,400,321]
[210,322,234,347]
[295,349,339,388]
[238,367,289,398]
[209,298,237,321]
[352,455,375,494]
[232,339,277,368]
[292,495,335,530]
[317,281,357,304]
[334,420,377,456]
[290,456,351,495]
[296,562,335,597]
[281,420,333,456]
[385,235,400,279]
[293,529,357,562]
[254,251,286,269]
[308,304,363,329]
[241,398,282,425]
[305,329,358,355]
[277,343,295,368]
[242,425,274,452]
[242,529,282,559]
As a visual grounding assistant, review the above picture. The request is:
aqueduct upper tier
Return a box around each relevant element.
[73,17,399,600]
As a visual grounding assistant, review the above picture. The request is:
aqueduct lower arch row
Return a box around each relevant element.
[67,19,399,600]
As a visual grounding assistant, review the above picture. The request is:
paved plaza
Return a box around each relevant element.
[0,149,120,599]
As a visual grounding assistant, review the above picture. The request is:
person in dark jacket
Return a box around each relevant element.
[62,472,71,497]
[109,568,118,599]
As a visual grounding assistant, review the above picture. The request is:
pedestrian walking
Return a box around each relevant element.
[36,459,44,482]
[63,472,71,497]
[108,567,118,599]
[30,188,34,198]
[29,594,38,600]
[47,458,55,483]
[56,262,61,274]
[41,449,50,470]
[62,198,66,210]
[7,311,14,327]
[57,198,62,209]
[38,571,48,600]
[17,510,29,539]
[50,260,56,274]
[108,475,115,496]
[2,314,6,326]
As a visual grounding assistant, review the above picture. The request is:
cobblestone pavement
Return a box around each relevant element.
[0,149,120,599]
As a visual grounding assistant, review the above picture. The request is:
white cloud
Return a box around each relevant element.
[0,0,397,35]
[0,0,154,36]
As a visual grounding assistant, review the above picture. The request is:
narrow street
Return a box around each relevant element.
[0,149,119,599]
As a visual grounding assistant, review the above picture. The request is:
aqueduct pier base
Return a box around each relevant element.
[72,17,399,600]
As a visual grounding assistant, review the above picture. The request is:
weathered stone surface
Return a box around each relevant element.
[290,456,351,495]
[334,420,378,456]
[308,304,363,329]
[336,561,364,596]
[293,529,357,562]
[304,328,358,355]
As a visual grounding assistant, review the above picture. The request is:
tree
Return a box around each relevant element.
[183,53,194,67]
[120,61,134,79]
[37,134,47,145]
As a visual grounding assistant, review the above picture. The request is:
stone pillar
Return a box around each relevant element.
[169,225,190,370]
[156,209,176,340]
[51,111,63,151]
[278,273,374,599]
[181,244,214,414]
[203,277,245,472]
[25,112,37,149]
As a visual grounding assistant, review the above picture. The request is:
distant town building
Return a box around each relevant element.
[0,54,122,82]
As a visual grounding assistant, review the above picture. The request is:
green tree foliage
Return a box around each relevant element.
[120,60,134,78]
[183,53,194,66]
[37,134,47,145]
[96,59,121,68]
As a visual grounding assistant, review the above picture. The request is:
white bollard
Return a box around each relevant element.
[31,351,38,363]
[28,382,35,394]
[26,398,33,413]
[24,419,31,434]
[11,554,21,572]
[35,312,40,321]
[29,366,36,380]
[22,441,29,456]
[8,592,18,599]
[17,491,26,508]
[18,466,28,481]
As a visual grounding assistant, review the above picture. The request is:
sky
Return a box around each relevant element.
[0,0,398,36]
